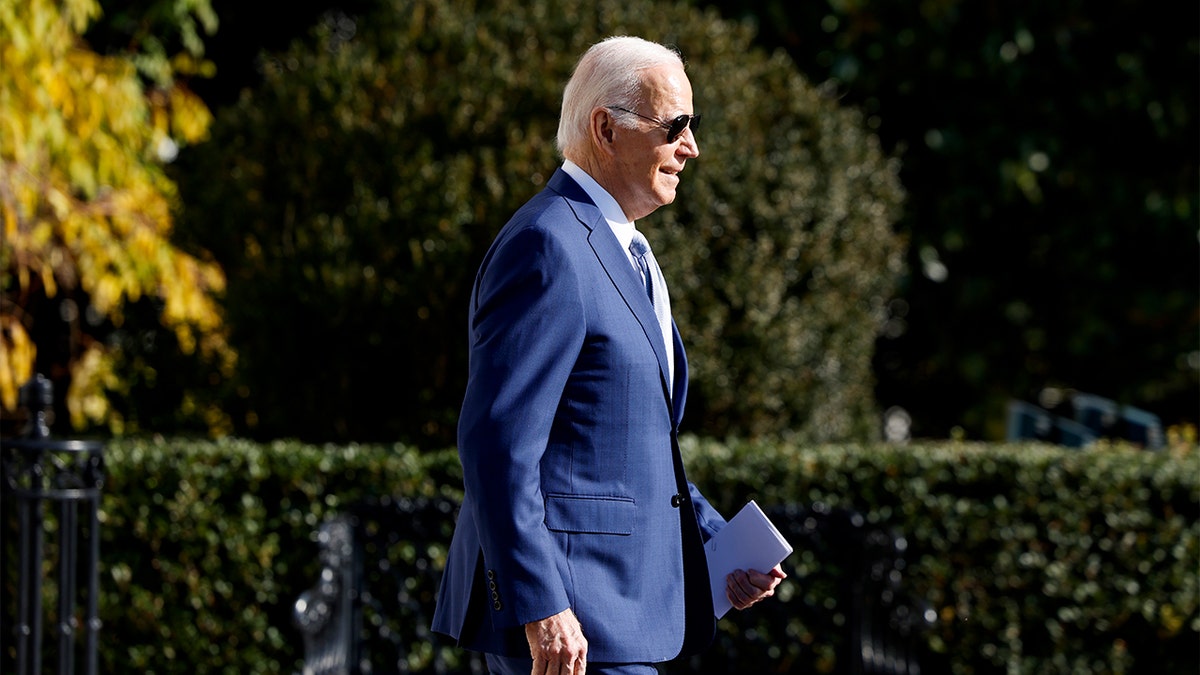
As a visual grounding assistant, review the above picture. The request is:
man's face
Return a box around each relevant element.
[608,64,701,222]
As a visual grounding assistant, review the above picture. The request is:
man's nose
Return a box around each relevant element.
[679,128,700,158]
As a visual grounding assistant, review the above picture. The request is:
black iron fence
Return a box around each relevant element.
[1,375,106,675]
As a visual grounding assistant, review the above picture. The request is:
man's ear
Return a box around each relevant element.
[589,107,618,157]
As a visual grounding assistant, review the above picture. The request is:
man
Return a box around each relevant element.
[432,36,785,675]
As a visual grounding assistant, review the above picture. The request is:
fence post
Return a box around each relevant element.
[1,374,106,675]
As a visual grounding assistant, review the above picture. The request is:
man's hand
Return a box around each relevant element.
[526,608,588,675]
[726,564,787,611]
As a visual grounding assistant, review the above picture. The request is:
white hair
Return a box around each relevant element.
[556,36,685,160]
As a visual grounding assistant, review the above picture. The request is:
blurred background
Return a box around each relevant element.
[3,0,1196,446]
[2,3,1197,673]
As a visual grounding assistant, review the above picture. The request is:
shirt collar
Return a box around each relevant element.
[562,160,636,259]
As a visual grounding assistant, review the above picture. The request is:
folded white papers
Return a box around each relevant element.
[706,500,794,618]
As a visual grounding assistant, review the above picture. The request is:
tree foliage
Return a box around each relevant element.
[0,0,232,435]
[704,0,1200,439]
[173,0,905,445]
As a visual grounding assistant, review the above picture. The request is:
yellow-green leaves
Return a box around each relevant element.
[0,0,232,431]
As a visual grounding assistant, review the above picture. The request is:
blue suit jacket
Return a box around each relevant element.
[432,169,726,663]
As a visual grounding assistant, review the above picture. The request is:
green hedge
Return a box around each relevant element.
[3,438,1196,673]
[681,438,1200,673]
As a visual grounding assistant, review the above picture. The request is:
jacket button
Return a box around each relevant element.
[671,494,685,508]
[493,600,503,611]
[486,569,496,580]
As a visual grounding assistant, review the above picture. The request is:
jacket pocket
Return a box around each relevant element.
[543,493,635,535]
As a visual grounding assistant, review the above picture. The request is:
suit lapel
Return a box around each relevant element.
[548,170,674,404]
[590,226,674,403]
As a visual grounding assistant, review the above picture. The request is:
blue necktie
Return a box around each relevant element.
[629,230,674,391]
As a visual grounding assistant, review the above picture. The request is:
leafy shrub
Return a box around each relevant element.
[4,438,1195,673]
[87,439,463,673]
[173,0,904,445]
[683,437,1200,673]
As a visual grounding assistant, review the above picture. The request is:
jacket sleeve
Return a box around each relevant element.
[456,222,584,631]
[688,482,727,543]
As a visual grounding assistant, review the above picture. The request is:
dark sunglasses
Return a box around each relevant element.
[607,106,701,143]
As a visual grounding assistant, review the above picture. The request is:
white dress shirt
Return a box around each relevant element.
[560,160,674,388]
[561,160,639,271]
